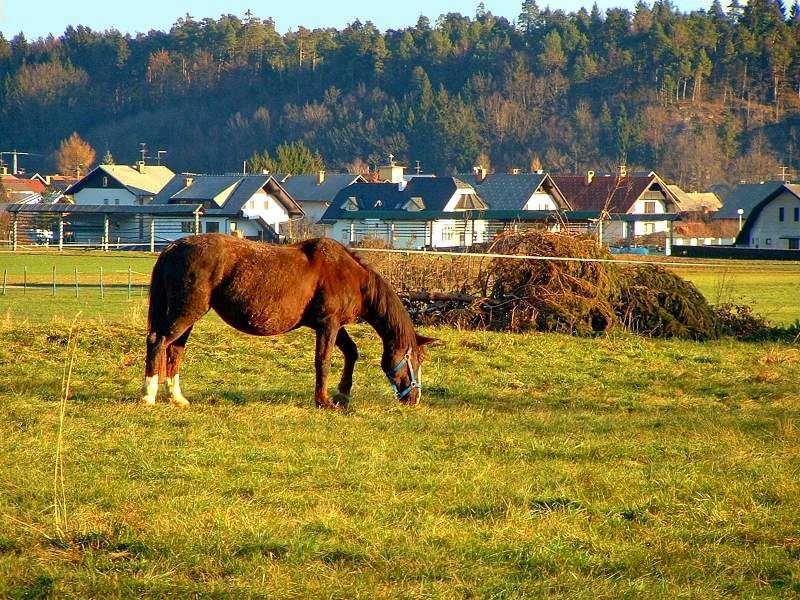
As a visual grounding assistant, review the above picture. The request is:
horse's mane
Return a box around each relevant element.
[343,245,416,348]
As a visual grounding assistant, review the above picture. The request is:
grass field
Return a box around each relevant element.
[0,249,799,597]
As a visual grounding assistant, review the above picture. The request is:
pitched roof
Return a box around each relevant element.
[455,172,569,210]
[1,175,46,194]
[65,164,175,197]
[322,177,480,222]
[734,184,800,244]
[551,174,669,213]
[714,181,785,220]
[280,174,365,203]
[152,174,303,217]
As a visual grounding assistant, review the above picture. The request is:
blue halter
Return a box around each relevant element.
[386,348,420,400]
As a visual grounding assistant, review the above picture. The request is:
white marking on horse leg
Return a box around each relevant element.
[166,374,190,408]
[142,375,159,405]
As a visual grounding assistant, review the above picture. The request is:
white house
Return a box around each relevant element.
[735,183,800,250]
[150,174,304,241]
[321,164,488,249]
[65,162,176,206]
[552,171,681,244]
[457,168,569,211]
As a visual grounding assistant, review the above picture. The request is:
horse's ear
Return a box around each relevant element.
[416,333,439,347]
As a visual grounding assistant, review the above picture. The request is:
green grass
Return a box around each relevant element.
[0,250,798,597]
[1,314,800,596]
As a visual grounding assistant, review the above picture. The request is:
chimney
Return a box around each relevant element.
[473,165,488,183]
[0,166,7,176]
[618,164,627,178]
[510,168,521,176]
[44,175,51,186]
[586,170,595,185]
[317,169,326,184]
[136,160,146,173]
[184,175,194,188]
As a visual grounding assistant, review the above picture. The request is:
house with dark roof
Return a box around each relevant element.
[456,170,570,211]
[0,173,46,204]
[713,181,785,227]
[151,173,303,241]
[278,171,366,225]
[551,171,680,244]
[65,162,176,206]
[321,167,488,249]
[733,183,800,250]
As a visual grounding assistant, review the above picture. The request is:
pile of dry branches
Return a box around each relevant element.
[370,230,721,339]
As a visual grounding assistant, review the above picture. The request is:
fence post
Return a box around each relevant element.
[665,220,673,257]
[100,266,104,299]
[103,215,109,252]
[74,267,79,298]
[150,218,156,253]
[59,215,64,252]
[12,215,17,251]
[52,265,56,296]
[127,267,132,300]
[194,212,200,235]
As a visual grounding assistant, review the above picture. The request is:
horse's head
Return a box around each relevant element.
[384,333,437,405]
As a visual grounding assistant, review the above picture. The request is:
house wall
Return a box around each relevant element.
[298,201,329,224]
[240,190,289,232]
[329,217,487,249]
[523,192,559,211]
[628,197,668,236]
[744,191,800,249]
[73,188,139,206]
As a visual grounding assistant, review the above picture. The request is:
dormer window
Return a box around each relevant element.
[342,197,359,211]
[404,197,425,211]
[102,176,109,188]
[374,200,383,208]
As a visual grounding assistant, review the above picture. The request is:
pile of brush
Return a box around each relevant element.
[394,230,722,339]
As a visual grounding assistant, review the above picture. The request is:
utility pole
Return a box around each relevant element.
[139,143,148,164]
[779,165,792,183]
[0,150,41,175]
[156,150,167,166]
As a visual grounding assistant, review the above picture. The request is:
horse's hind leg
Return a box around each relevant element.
[333,328,358,408]
[142,332,167,405]
[314,324,341,409]
[165,326,193,407]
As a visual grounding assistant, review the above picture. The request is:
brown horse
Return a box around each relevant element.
[142,234,435,408]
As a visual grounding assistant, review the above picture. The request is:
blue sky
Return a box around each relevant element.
[1,0,708,39]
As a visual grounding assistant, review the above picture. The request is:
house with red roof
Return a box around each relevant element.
[551,170,681,245]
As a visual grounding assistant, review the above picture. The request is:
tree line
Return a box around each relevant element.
[2,0,800,191]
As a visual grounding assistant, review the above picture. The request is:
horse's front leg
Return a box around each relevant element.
[332,328,358,408]
[314,325,340,409]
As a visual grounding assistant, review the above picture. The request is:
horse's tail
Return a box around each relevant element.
[147,250,168,333]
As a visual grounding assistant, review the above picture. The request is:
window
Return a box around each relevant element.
[206,222,220,233]
[102,176,108,188]
[180,221,194,233]
[644,201,656,214]
[794,207,799,222]
[790,239,799,250]
[779,207,785,222]
[766,238,772,246]
[441,226,456,243]
[103,199,109,205]
[114,199,120,205]
[644,222,656,234]
[230,222,237,231]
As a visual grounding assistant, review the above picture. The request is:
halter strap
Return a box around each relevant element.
[385,348,421,400]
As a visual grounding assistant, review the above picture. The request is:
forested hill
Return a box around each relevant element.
[2,0,800,190]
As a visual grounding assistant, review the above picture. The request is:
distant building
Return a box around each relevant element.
[321,162,488,249]
[734,183,800,250]
[151,173,304,240]
[65,162,176,206]
[457,169,569,211]
[552,170,680,244]
[666,185,722,214]
[0,172,46,204]
[278,171,366,224]
[713,181,785,227]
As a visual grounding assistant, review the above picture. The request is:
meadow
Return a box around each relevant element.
[0,249,798,597]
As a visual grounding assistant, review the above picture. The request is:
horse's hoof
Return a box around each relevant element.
[332,392,351,409]
[170,396,190,408]
[141,396,157,406]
